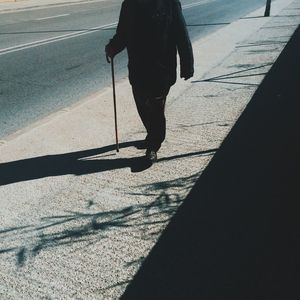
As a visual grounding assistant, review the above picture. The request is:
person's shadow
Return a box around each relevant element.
[0,141,151,186]
[0,140,218,186]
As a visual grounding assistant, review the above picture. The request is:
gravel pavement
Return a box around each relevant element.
[0,0,299,298]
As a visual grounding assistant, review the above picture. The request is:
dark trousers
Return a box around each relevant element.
[132,85,170,152]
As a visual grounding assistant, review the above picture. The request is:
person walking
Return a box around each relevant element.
[105,0,194,164]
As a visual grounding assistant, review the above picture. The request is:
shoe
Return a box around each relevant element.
[145,150,157,164]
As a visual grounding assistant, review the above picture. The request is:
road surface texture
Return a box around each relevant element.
[0,0,300,298]
[0,0,266,138]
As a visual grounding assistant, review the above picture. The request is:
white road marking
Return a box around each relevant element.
[0,1,213,56]
[0,0,114,14]
[182,0,215,9]
[36,14,69,21]
[0,22,118,56]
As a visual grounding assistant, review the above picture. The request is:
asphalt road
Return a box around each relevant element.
[0,0,266,139]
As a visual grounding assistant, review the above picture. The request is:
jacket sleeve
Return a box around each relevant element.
[174,0,194,77]
[107,0,132,55]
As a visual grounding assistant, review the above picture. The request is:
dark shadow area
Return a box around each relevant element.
[0,140,217,186]
[121,26,300,299]
[0,140,133,185]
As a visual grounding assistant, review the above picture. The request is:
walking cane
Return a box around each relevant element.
[264,0,272,16]
[110,57,119,152]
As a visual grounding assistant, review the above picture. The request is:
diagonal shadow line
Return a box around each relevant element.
[0,139,218,186]
[241,14,300,19]
[240,16,266,19]
[271,14,300,17]
[247,49,277,54]
[192,79,259,86]
[34,217,78,231]
[192,63,272,83]
[99,280,132,292]
[0,247,19,254]
[201,72,267,81]
[186,22,230,27]
[40,207,140,223]
[0,225,32,234]
[180,121,232,126]
[159,149,217,163]
[236,41,288,48]
[263,24,299,29]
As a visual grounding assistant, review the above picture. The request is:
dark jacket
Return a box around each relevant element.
[107,0,194,93]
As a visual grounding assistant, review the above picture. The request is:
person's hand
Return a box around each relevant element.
[105,44,115,63]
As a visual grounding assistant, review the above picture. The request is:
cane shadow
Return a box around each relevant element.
[0,140,217,186]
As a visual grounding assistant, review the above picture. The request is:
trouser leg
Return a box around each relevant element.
[147,95,167,152]
[132,85,170,152]
[132,86,151,137]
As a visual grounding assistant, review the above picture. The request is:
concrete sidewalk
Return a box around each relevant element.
[0,0,300,299]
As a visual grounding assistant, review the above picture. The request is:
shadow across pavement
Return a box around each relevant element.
[0,141,142,185]
[0,141,217,185]
[121,26,300,299]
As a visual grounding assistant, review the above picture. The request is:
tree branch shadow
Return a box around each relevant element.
[0,148,215,267]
